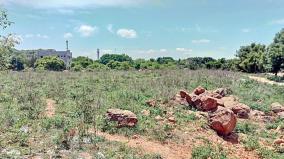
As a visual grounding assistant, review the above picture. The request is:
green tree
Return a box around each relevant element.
[267,29,284,76]
[156,57,175,64]
[35,56,66,71]
[0,9,18,70]
[236,43,266,73]
[100,54,132,65]
[71,56,93,69]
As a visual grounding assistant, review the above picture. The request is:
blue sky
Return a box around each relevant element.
[1,0,284,59]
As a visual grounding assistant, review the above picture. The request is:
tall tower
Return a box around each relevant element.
[97,48,100,60]
[66,40,69,51]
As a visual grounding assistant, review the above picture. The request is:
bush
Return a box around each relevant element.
[35,56,66,71]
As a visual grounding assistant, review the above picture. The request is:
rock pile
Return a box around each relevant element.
[176,86,241,135]
[106,109,138,127]
[271,102,284,119]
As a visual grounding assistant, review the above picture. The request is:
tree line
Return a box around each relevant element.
[0,9,283,75]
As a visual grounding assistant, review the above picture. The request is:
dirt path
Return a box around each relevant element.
[45,99,56,118]
[248,76,284,86]
[96,131,191,159]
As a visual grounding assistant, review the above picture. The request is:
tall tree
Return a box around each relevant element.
[0,9,18,70]
[236,43,266,73]
[267,28,284,76]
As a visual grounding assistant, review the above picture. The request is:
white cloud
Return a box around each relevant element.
[107,24,114,33]
[0,0,150,8]
[241,28,251,33]
[160,49,167,52]
[117,28,137,39]
[77,25,98,37]
[176,48,193,52]
[23,34,49,39]
[64,32,73,39]
[271,19,284,25]
[192,39,211,44]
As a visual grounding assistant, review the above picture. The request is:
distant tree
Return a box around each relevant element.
[267,29,284,76]
[35,56,65,71]
[185,57,216,70]
[156,57,175,64]
[87,62,108,70]
[100,54,132,65]
[71,56,93,68]
[236,43,266,73]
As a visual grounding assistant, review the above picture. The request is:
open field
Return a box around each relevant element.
[0,69,284,158]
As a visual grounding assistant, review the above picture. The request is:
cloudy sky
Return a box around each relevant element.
[0,0,284,59]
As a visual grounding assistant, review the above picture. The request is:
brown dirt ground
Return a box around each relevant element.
[248,76,284,86]
[45,99,56,118]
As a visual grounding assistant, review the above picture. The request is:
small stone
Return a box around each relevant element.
[146,99,156,107]
[271,102,284,113]
[168,117,176,123]
[193,86,206,95]
[155,115,163,121]
[141,110,150,116]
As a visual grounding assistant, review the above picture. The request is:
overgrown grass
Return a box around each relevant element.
[0,70,284,157]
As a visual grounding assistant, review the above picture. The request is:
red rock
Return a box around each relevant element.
[198,96,218,111]
[274,139,284,145]
[106,109,138,127]
[193,86,206,95]
[180,90,189,98]
[146,99,156,107]
[209,107,237,136]
[230,103,251,119]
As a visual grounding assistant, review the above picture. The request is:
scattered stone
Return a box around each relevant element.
[250,110,265,117]
[193,86,206,95]
[271,102,284,113]
[168,117,176,123]
[274,139,284,145]
[209,107,237,136]
[141,109,150,116]
[106,109,138,127]
[146,99,156,107]
[213,88,228,97]
[195,111,208,119]
[132,135,139,139]
[230,103,251,119]
[277,112,284,119]
[216,99,224,107]
[155,115,163,121]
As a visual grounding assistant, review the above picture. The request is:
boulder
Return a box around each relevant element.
[230,103,251,119]
[106,109,138,127]
[198,96,218,111]
[146,99,156,107]
[271,102,284,113]
[193,86,206,95]
[209,107,237,136]
[173,93,189,106]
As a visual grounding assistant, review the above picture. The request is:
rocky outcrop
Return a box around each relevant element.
[106,109,138,127]
[271,102,284,113]
[193,86,206,95]
[208,107,237,136]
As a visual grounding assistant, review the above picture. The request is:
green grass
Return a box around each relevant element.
[0,69,284,157]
